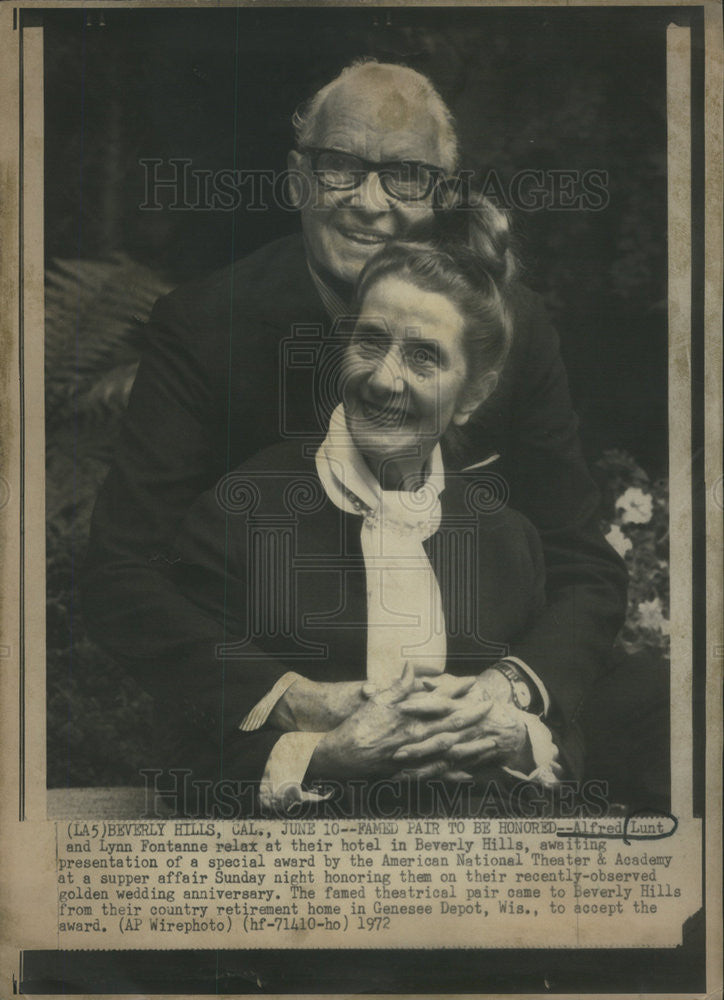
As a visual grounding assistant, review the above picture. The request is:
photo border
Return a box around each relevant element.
[1,1,721,996]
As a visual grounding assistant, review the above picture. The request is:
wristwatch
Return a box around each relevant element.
[490,660,533,711]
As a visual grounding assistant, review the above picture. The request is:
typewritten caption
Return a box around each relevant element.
[55,817,701,949]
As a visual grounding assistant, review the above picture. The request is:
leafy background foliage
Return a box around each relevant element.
[46,257,171,785]
[44,8,671,786]
[594,451,670,660]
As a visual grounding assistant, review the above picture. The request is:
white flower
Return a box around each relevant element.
[637,597,670,635]
[616,487,653,524]
[605,523,633,558]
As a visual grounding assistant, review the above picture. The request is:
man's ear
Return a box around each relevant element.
[287,150,306,209]
[452,372,498,426]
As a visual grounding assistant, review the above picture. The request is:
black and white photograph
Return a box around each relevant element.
[43,4,676,818]
[0,1,721,996]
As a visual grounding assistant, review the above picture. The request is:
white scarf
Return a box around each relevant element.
[316,405,447,688]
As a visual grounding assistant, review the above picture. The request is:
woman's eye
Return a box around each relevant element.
[408,346,437,369]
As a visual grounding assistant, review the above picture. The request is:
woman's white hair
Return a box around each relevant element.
[292,58,459,172]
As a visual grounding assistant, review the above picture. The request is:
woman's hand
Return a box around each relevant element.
[306,664,497,781]
[268,677,371,732]
[443,699,533,774]
[392,677,535,776]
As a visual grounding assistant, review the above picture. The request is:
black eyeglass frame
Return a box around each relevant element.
[298,146,446,202]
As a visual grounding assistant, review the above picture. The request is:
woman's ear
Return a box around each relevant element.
[452,372,498,426]
[286,150,305,209]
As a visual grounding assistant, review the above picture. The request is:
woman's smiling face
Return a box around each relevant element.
[343,275,471,467]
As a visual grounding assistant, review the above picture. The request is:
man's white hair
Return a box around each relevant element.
[292,58,459,172]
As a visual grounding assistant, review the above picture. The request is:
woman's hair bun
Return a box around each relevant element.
[433,182,517,289]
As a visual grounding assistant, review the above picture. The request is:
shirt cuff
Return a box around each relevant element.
[503,710,563,789]
[258,731,329,814]
[500,656,551,717]
[239,672,304,732]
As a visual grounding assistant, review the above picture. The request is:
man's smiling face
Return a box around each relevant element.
[289,68,450,285]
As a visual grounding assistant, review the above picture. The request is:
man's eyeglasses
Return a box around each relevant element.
[299,147,444,202]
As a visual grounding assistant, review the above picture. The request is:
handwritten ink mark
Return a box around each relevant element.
[556,807,678,845]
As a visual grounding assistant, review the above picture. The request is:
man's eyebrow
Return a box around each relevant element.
[316,142,436,168]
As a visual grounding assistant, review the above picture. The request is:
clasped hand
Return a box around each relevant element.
[306,663,533,783]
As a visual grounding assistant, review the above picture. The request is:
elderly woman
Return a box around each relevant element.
[169,234,570,815]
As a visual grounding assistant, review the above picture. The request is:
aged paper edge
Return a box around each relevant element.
[0,1,721,998]
[703,0,723,996]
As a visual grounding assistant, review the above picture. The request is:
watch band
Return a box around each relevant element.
[490,660,534,711]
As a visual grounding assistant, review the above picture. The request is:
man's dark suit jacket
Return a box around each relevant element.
[170,442,553,785]
[83,232,626,781]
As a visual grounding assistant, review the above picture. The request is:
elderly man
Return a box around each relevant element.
[83,60,627,813]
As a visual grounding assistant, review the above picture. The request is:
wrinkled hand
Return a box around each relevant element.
[306,664,496,781]
[393,666,514,720]
[393,673,533,777]
[268,676,370,733]
[472,667,517,705]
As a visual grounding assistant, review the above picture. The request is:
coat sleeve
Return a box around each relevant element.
[512,513,585,782]
[81,291,292,777]
[502,290,628,738]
